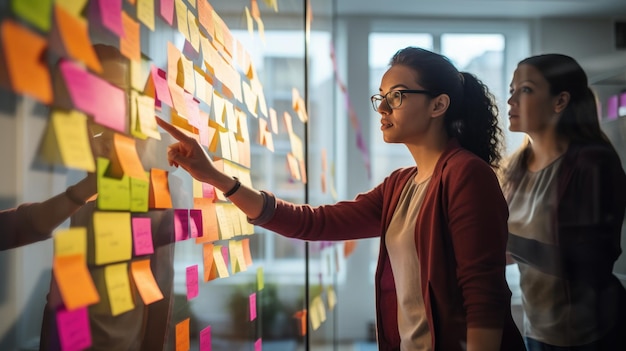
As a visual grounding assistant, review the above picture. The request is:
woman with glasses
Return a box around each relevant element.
[155,46,525,351]
[501,53,626,351]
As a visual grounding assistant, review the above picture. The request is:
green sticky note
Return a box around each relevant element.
[12,0,52,32]
[97,157,131,211]
[257,267,264,291]
[130,175,149,213]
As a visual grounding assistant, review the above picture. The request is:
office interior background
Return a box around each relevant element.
[1,0,626,350]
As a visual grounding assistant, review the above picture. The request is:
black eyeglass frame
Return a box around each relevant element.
[370,89,434,111]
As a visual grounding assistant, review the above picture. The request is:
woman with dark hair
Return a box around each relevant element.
[157,46,525,351]
[502,53,626,350]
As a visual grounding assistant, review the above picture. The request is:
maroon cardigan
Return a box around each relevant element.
[0,203,50,251]
[253,140,525,350]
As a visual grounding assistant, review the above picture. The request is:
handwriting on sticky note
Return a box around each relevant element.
[186,265,199,300]
[53,254,100,310]
[104,262,135,316]
[131,217,154,255]
[56,306,92,351]
[93,211,132,265]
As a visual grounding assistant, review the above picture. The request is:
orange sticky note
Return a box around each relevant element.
[1,20,52,104]
[149,168,173,209]
[130,259,164,305]
[293,310,307,336]
[194,198,219,243]
[120,11,141,61]
[54,5,102,73]
[202,243,218,282]
[242,238,252,267]
[175,318,190,351]
[110,134,149,181]
[53,254,100,310]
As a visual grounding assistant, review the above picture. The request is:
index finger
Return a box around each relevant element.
[155,116,191,142]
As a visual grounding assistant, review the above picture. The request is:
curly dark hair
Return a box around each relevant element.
[389,47,504,168]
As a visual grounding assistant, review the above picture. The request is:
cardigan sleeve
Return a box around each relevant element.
[444,156,511,329]
[0,203,51,251]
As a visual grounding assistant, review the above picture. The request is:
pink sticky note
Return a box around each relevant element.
[249,293,257,321]
[174,209,189,241]
[160,0,175,26]
[93,0,124,37]
[189,209,203,238]
[221,246,229,271]
[186,265,199,300]
[184,92,201,128]
[132,217,154,255]
[56,307,92,351]
[202,183,216,200]
[60,60,127,133]
[150,65,173,108]
[255,338,262,351]
[607,95,619,120]
[199,325,212,351]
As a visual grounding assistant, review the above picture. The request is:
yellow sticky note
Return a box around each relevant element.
[256,267,264,291]
[53,254,100,310]
[54,227,87,257]
[215,204,233,240]
[41,109,96,172]
[135,93,161,140]
[104,262,135,316]
[174,0,190,42]
[187,10,200,52]
[212,245,229,278]
[177,55,195,94]
[11,0,52,32]
[130,259,164,305]
[56,0,88,15]
[130,56,150,92]
[93,211,132,265]
[96,157,131,211]
[327,286,337,310]
[136,0,155,31]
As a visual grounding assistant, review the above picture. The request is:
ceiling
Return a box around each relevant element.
[332,0,626,19]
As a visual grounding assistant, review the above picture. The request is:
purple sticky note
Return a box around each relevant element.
[59,60,127,133]
[255,338,262,351]
[174,209,190,241]
[186,265,199,300]
[160,0,175,26]
[56,307,92,351]
[249,293,257,321]
[199,325,212,351]
[190,209,203,238]
[607,95,619,120]
[132,217,154,255]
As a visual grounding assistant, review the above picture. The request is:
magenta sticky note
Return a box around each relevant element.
[59,60,127,133]
[254,338,262,351]
[221,246,229,271]
[186,265,199,300]
[56,307,92,351]
[150,65,173,108]
[159,0,174,26]
[607,95,619,120]
[131,217,154,255]
[202,183,216,199]
[249,293,257,321]
[93,0,124,37]
[174,209,189,241]
[199,325,212,351]
[189,209,203,238]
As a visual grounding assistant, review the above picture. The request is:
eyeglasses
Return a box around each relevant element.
[370,89,434,112]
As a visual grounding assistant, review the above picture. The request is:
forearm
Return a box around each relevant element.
[467,327,503,351]
[31,176,97,235]
[210,172,265,220]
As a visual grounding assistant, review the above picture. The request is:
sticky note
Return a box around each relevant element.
[202,243,218,282]
[130,259,163,305]
[255,338,262,351]
[96,157,131,211]
[189,209,203,238]
[93,211,132,265]
[199,325,211,351]
[131,217,154,255]
[175,318,190,351]
[149,168,173,209]
[104,263,134,316]
[54,227,87,258]
[174,209,190,241]
[137,0,155,31]
[130,176,150,212]
[159,0,174,25]
[109,133,149,181]
[11,0,52,32]
[213,245,229,278]
[257,267,264,291]
[54,5,102,73]
[92,0,124,37]
[120,11,141,61]
[148,65,173,107]
[56,307,92,351]
[53,254,100,310]
[41,109,95,172]
[249,293,257,321]
[186,265,199,300]
[1,20,52,104]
